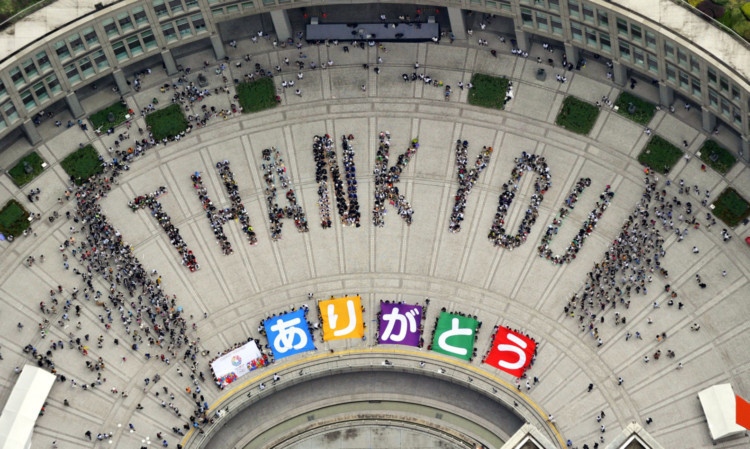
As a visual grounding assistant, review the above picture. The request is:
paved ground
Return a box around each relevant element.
[0,30,749,449]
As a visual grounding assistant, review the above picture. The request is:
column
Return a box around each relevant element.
[741,136,749,161]
[270,9,293,42]
[564,42,579,65]
[210,33,226,60]
[447,7,466,40]
[161,49,178,76]
[514,28,530,51]
[612,61,627,87]
[112,69,130,95]
[65,91,85,119]
[701,107,716,133]
[22,119,42,145]
[659,83,674,107]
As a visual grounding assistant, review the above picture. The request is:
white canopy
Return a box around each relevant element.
[0,365,56,449]
[698,383,745,441]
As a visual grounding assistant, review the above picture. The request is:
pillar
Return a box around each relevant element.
[659,83,674,107]
[112,69,130,95]
[270,9,293,42]
[741,136,749,161]
[447,7,466,40]
[701,108,716,133]
[612,61,627,87]
[564,42,579,65]
[22,119,42,145]
[161,49,178,76]
[65,91,85,119]
[210,33,226,61]
[514,28,530,51]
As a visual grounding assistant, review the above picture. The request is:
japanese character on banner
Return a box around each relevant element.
[484,326,537,378]
[378,303,422,346]
[320,296,364,341]
[430,312,478,361]
[264,309,316,360]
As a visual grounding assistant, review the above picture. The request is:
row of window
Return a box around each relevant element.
[18,74,62,111]
[0,101,20,132]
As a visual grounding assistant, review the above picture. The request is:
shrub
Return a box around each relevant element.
[637,135,683,174]
[614,92,656,125]
[697,0,726,18]
[8,152,45,186]
[145,104,189,141]
[467,73,511,110]
[0,200,30,239]
[89,101,130,130]
[236,78,278,113]
[712,187,750,227]
[61,145,103,185]
[743,2,750,20]
[699,140,736,174]
[555,96,600,135]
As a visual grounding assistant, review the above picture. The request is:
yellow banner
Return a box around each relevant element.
[320,296,364,341]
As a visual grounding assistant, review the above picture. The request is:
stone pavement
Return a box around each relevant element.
[0,33,749,449]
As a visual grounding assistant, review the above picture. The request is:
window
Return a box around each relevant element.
[79,57,94,77]
[0,118,6,132]
[211,7,223,15]
[616,18,628,36]
[586,28,597,47]
[45,74,61,94]
[118,13,133,32]
[177,18,192,37]
[731,85,740,102]
[720,98,730,117]
[690,56,700,74]
[645,31,656,49]
[499,0,511,10]
[666,64,676,82]
[568,0,579,18]
[142,30,157,49]
[54,40,71,61]
[82,27,98,47]
[599,32,610,52]
[582,5,594,22]
[691,77,700,98]
[68,33,84,53]
[162,23,177,41]
[679,71,689,89]
[521,8,532,26]
[647,54,658,73]
[4,102,19,122]
[112,41,129,61]
[630,24,641,42]
[733,107,741,125]
[185,0,198,8]
[597,10,608,27]
[551,17,563,35]
[571,21,583,41]
[677,48,687,67]
[664,42,674,60]
[0,80,6,101]
[127,36,143,56]
[132,6,148,25]
[719,76,728,93]
[103,18,118,37]
[168,0,183,13]
[33,82,48,102]
[35,51,50,71]
[153,0,168,17]
[549,0,559,11]
[191,14,206,33]
[20,89,36,110]
[22,59,38,79]
[619,41,630,60]
[93,50,109,69]
[707,68,717,85]
[9,67,24,86]
[708,89,718,107]
[633,47,644,66]
[226,5,239,13]
[64,63,80,83]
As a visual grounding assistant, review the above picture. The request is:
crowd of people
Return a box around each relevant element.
[449,140,493,233]
[373,131,419,227]
[312,134,361,229]
[191,161,258,255]
[261,147,309,240]
[488,152,551,248]
[537,178,615,265]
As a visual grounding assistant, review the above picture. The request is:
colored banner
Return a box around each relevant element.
[737,395,750,430]
[431,312,478,360]
[320,296,364,341]
[264,309,316,360]
[378,303,422,346]
[484,326,537,378]
[210,341,266,387]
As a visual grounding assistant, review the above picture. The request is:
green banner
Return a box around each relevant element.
[431,312,478,361]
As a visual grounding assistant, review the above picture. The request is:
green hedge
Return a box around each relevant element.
[699,140,736,174]
[742,2,750,20]
[236,78,278,113]
[467,73,511,110]
[555,96,600,135]
[712,187,750,227]
[614,92,656,125]
[637,135,684,174]
[8,152,45,186]
[0,199,30,238]
[89,101,129,130]
[146,103,189,141]
[61,145,103,185]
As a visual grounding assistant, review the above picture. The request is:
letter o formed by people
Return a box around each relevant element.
[484,326,536,378]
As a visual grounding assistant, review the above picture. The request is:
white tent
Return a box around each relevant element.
[0,365,56,449]
[698,383,746,442]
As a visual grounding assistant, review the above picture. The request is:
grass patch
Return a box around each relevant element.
[637,135,683,174]
[0,199,30,239]
[699,140,736,174]
[467,73,510,110]
[146,104,189,141]
[555,96,600,135]
[61,145,103,185]
[712,187,750,227]
[8,152,45,186]
[89,101,129,130]
[614,92,656,125]
[236,78,278,113]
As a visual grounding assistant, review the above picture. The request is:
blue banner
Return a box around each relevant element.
[264,309,316,359]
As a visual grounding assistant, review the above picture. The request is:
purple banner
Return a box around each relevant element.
[378,303,422,346]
